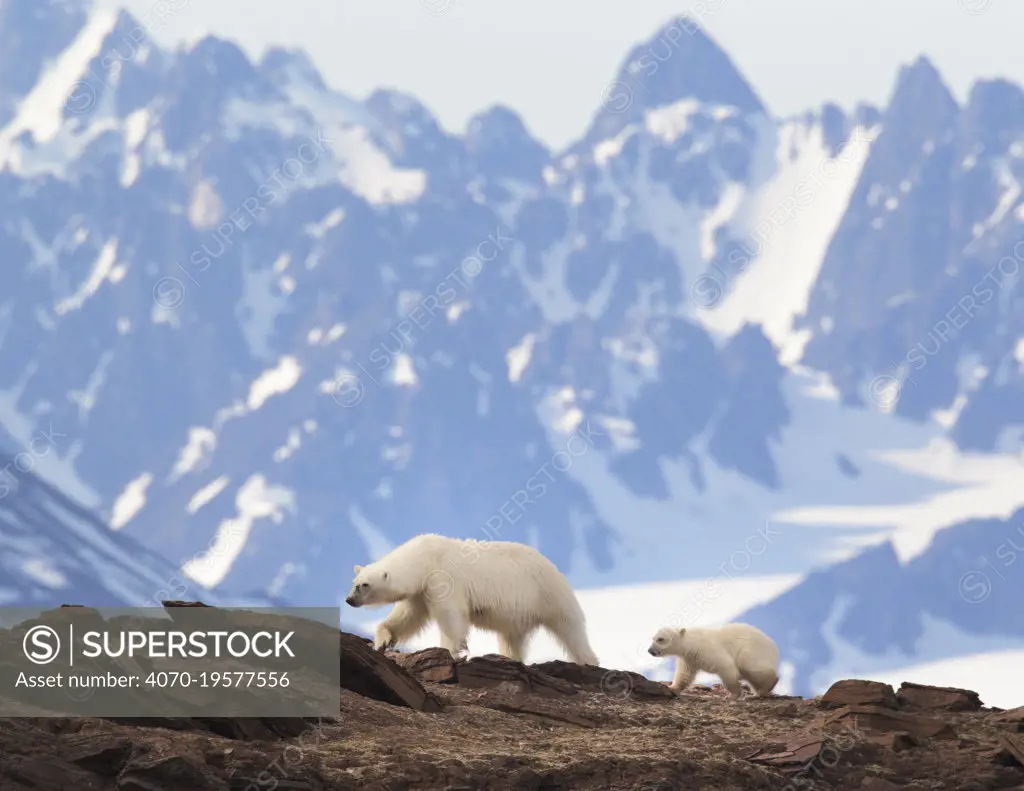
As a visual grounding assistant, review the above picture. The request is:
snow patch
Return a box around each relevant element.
[871,649,1024,710]
[187,475,230,514]
[188,180,223,229]
[780,436,1024,563]
[506,333,536,383]
[0,366,100,508]
[183,475,296,588]
[698,122,876,364]
[223,98,426,204]
[236,254,290,360]
[530,366,1024,587]
[643,99,702,145]
[273,428,303,462]
[390,354,418,386]
[248,356,302,409]
[169,427,217,481]
[811,598,1024,707]
[121,108,150,186]
[67,350,114,423]
[54,239,120,315]
[22,558,68,589]
[0,10,120,175]
[109,472,153,530]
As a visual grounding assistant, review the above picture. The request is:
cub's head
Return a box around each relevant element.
[647,627,686,657]
[344,563,397,608]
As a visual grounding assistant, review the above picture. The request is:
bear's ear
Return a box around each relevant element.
[353,565,363,574]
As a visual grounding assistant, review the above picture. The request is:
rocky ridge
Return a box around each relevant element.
[1,604,1022,791]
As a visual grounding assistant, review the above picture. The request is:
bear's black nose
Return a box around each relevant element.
[344,595,357,606]
[648,648,658,656]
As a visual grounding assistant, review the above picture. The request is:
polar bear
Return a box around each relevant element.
[345,533,598,666]
[647,622,779,698]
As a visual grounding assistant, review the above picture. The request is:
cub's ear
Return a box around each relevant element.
[353,565,363,574]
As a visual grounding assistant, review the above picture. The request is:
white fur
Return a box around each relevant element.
[345,533,599,666]
[648,622,780,698]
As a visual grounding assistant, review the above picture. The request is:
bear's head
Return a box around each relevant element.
[647,627,686,657]
[344,563,399,608]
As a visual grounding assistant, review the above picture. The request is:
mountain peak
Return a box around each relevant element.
[960,78,1024,153]
[259,46,326,91]
[578,15,766,148]
[885,54,958,129]
[465,104,549,181]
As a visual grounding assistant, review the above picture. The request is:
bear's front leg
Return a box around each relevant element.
[373,623,395,652]
[669,658,698,692]
[433,605,470,658]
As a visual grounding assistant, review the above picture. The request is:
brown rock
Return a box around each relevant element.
[2,756,105,790]
[119,755,213,790]
[60,732,134,776]
[896,681,983,711]
[826,704,957,740]
[821,679,898,709]
[102,717,197,732]
[1,608,1016,791]
[995,734,1024,768]
[487,701,599,729]
[746,737,825,770]
[117,778,162,791]
[392,647,458,683]
[455,655,579,697]
[101,717,316,741]
[890,732,918,752]
[990,707,1024,732]
[338,631,443,712]
[860,779,901,791]
[160,600,211,608]
[532,660,676,700]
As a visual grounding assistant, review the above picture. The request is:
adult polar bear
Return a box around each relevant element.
[345,533,599,665]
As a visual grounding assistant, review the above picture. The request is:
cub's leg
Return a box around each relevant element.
[669,658,699,692]
[746,667,780,698]
[717,660,745,698]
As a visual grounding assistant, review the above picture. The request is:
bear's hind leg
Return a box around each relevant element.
[746,667,779,697]
[548,618,598,666]
[497,629,529,663]
[717,660,745,698]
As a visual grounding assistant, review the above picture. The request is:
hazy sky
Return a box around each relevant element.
[103,0,1022,150]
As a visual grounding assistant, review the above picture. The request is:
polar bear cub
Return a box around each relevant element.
[345,533,599,666]
[648,622,780,698]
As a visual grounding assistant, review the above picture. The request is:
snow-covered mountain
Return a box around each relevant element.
[0,450,273,609]
[2,0,1023,697]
